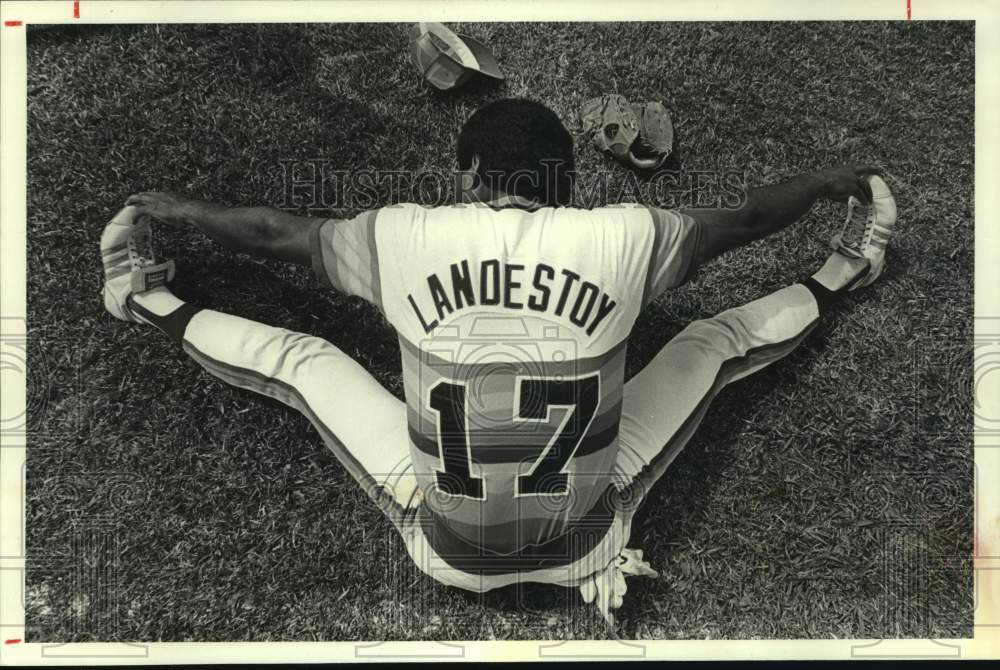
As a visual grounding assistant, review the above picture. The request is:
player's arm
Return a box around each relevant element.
[682,164,884,267]
[125,192,321,266]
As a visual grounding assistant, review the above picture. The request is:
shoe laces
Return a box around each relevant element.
[845,198,874,248]
[127,221,158,268]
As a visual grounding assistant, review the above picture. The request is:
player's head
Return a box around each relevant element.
[457,98,574,207]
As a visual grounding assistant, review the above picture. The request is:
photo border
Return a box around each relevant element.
[1,0,997,663]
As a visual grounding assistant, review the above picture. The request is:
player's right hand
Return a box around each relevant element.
[125,192,191,228]
[818,165,886,204]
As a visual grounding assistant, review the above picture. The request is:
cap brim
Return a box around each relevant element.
[458,34,504,80]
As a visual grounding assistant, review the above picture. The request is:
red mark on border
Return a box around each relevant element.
[907,0,912,20]
[4,20,23,26]
[4,639,22,644]
[74,0,80,19]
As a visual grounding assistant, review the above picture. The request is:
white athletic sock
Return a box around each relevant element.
[131,286,186,316]
[128,287,201,344]
[810,252,870,292]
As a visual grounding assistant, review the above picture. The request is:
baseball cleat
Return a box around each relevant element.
[100,206,175,322]
[829,175,897,290]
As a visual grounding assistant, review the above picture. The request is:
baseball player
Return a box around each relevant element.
[100,98,896,621]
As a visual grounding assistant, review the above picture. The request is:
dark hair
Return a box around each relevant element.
[457,98,574,206]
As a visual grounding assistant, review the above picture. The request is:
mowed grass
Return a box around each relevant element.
[24,22,973,641]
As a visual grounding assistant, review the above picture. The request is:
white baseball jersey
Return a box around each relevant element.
[310,199,700,573]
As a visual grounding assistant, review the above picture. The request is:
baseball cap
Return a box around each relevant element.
[409,22,504,91]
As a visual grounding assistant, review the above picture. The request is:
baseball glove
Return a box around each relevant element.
[581,95,674,170]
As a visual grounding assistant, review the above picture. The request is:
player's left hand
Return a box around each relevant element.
[125,192,191,228]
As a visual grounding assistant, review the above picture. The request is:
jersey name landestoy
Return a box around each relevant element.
[406,258,618,336]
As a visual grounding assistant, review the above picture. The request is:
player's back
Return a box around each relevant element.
[373,201,656,570]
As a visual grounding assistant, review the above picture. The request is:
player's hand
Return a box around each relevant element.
[125,192,191,228]
[818,165,885,204]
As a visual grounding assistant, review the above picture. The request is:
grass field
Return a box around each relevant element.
[24,22,973,641]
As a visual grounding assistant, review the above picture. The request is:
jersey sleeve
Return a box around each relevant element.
[642,206,702,306]
[309,209,383,309]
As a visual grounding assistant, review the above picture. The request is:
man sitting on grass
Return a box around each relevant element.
[100,98,895,622]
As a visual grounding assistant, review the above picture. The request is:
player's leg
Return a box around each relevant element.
[616,176,896,496]
[100,208,418,519]
[616,279,825,496]
[178,309,418,514]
